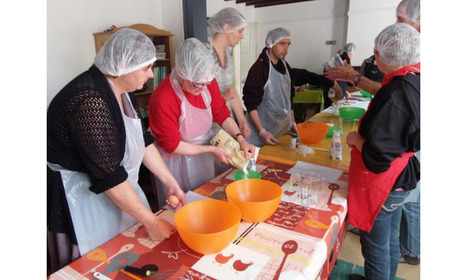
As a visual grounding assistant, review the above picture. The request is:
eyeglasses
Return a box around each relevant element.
[192,81,212,89]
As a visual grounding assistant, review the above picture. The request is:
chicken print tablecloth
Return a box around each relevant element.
[49,159,348,280]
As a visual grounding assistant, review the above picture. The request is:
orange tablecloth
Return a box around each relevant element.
[49,159,348,280]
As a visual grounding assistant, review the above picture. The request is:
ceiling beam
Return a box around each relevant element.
[254,0,315,8]
[245,0,269,6]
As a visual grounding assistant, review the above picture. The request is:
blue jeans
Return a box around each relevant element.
[400,190,420,257]
[400,151,420,258]
[360,190,410,280]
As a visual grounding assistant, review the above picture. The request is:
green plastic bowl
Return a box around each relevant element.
[339,107,366,121]
[326,126,341,138]
[360,89,374,99]
[234,170,262,181]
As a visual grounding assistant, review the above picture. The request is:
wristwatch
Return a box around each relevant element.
[352,74,361,86]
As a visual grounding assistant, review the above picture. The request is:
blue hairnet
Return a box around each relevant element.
[95,28,156,76]
[374,23,420,66]
[397,0,420,24]
[174,38,215,83]
[265,27,291,48]
[207,7,247,39]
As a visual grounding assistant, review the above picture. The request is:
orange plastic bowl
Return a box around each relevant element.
[297,122,329,144]
[174,200,241,255]
[226,179,282,223]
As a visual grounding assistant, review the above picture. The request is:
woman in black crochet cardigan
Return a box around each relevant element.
[47,28,185,272]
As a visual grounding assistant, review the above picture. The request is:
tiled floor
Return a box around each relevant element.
[338,231,420,280]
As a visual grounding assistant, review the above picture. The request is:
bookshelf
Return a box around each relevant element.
[93,24,174,121]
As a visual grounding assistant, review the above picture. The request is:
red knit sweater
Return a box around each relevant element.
[148,75,231,153]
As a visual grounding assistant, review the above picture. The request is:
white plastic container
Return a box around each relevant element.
[331,130,343,160]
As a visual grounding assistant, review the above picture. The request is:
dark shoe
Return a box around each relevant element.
[399,254,420,265]
[348,273,365,280]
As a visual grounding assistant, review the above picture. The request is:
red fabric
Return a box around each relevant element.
[148,75,231,153]
[348,148,414,232]
[381,64,420,87]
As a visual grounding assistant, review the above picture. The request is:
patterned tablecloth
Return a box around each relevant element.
[49,159,348,280]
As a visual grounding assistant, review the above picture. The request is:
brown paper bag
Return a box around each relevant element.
[210,129,250,171]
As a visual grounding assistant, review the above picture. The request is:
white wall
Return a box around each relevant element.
[47,0,398,104]
[347,0,401,66]
[254,0,349,74]
[47,0,165,104]
[160,0,184,54]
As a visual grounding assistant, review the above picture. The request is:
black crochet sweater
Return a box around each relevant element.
[47,65,153,237]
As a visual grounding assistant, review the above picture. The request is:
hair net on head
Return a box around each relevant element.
[175,38,215,83]
[95,28,156,77]
[374,23,420,66]
[265,27,291,48]
[397,0,420,24]
[207,7,247,39]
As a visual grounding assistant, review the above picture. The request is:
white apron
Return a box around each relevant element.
[154,73,220,208]
[247,50,293,147]
[48,92,149,256]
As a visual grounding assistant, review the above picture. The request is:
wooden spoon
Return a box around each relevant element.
[272,240,298,280]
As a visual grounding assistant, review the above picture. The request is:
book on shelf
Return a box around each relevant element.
[153,66,171,89]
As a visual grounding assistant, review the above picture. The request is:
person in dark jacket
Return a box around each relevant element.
[242,27,341,147]
[346,23,420,280]
[47,28,185,273]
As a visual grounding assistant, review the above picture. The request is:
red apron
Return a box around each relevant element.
[347,148,414,232]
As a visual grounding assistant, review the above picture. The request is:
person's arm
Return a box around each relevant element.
[325,61,382,95]
[221,117,256,158]
[105,181,175,242]
[143,144,186,209]
[229,94,251,139]
[249,109,279,145]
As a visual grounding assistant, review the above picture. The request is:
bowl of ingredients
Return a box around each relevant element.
[297,122,329,144]
[234,170,261,180]
[226,179,282,223]
[339,107,366,121]
[174,200,241,254]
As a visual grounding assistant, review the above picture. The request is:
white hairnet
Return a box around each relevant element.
[397,0,420,24]
[265,27,291,48]
[374,23,420,66]
[95,28,156,77]
[175,38,215,83]
[207,7,247,39]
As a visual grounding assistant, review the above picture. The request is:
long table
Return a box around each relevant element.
[49,159,348,280]
[258,99,371,173]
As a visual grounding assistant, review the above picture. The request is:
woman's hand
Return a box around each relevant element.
[145,216,176,242]
[346,131,365,151]
[237,136,256,159]
[210,146,233,164]
[222,88,238,101]
[166,186,186,210]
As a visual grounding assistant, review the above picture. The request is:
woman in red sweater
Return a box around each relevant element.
[148,38,255,209]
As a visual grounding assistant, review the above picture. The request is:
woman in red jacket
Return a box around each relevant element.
[148,38,255,209]
[346,23,420,280]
